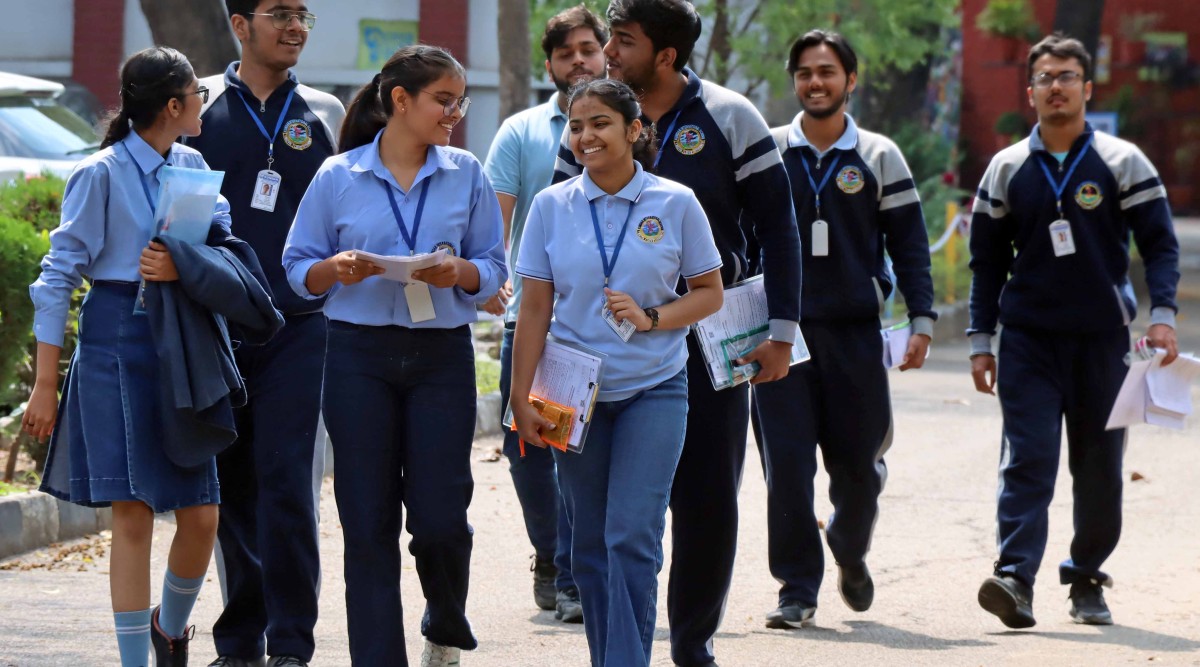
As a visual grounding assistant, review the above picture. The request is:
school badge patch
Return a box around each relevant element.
[1075,181,1103,210]
[673,125,705,156]
[283,119,313,150]
[432,241,458,256]
[836,166,865,194]
[636,216,664,243]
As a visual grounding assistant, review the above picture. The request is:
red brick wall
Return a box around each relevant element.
[72,0,125,110]
[419,0,470,148]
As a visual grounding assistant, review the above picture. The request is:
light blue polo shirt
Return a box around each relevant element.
[517,162,722,401]
[483,93,567,323]
[283,129,506,328]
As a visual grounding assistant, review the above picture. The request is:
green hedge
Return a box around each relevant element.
[0,215,49,395]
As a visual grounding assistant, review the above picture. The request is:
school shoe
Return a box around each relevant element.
[267,658,309,667]
[555,587,584,624]
[837,562,874,612]
[1068,578,1114,625]
[207,658,267,667]
[419,641,461,667]
[977,571,1036,629]
[150,605,193,667]
[531,554,558,611]
[764,601,816,629]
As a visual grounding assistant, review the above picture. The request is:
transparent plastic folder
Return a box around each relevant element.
[691,275,810,391]
[502,336,606,454]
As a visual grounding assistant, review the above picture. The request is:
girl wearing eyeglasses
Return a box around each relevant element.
[23,47,229,667]
[282,45,504,667]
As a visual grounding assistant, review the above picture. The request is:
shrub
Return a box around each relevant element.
[0,215,49,395]
[0,174,65,234]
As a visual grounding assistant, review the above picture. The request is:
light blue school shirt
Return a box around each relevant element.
[483,93,567,323]
[29,132,233,347]
[517,162,722,401]
[283,129,506,328]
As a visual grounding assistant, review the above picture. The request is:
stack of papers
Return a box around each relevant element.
[1106,350,1200,430]
[881,322,913,369]
[352,249,446,283]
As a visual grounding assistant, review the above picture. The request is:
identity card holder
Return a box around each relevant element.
[501,335,605,455]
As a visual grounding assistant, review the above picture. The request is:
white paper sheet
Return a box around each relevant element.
[352,249,446,283]
[1106,350,1200,431]
[882,323,913,369]
[502,338,605,453]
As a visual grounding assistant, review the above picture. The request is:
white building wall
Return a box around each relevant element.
[0,0,74,77]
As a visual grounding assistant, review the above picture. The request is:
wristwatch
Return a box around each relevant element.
[643,307,659,331]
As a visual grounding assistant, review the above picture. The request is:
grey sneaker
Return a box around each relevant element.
[555,587,584,624]
[765,601,816,629]
[1068,578,1113,625]
[978,572,1036,629]
[531,554,558,611]
[837,562,874,612]
[208,658,267,667]
[419,641,461,667]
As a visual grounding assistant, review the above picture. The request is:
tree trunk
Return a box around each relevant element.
[704,0,732,86]
[497,0,531,122]
[1052,0,1106,60]
[138,0,239,78]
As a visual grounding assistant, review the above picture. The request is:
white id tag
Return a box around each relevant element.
[405,281,436,323]
[250,169,282,212]
[811,220,829,256]
[602,307,637,342]
[1049,219,1076,257]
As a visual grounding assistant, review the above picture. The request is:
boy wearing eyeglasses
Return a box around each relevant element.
[184,2,345,666]
[969,33,1180,630]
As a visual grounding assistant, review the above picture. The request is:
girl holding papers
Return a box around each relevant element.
[511,79,723,667]
[23,47,231,666]
[281,45,504,666]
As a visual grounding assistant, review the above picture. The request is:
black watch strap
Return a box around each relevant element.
[643,307,659,331]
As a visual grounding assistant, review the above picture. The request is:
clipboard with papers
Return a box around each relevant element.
[503,336,605,454]
[691,275,810,391]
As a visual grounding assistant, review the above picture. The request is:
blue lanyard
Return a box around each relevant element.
[124,143,157,215]
[652,109,683,172]
[236,88,296,168]
[798,152,841,219]
[588,197,637,287]
[380,176,431,255]
[1037,135,1093,218]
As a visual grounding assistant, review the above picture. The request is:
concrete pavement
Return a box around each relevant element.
[2,331,1199,666]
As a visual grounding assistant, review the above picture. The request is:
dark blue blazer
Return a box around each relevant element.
[144,230,284,468]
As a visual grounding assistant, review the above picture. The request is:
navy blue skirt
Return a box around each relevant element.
[39,282,220,512]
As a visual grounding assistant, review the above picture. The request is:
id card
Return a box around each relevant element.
[250,169,282,212]
[602,307,636,342]
[811,220,829,256]
[405,281,436,322]
[1049,219,1075,257]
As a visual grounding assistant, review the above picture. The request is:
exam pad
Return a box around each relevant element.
[1106,350,1200,430]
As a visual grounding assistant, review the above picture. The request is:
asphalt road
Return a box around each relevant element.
[2,220,1199,666]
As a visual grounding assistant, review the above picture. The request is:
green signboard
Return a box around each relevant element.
[357,19,418,70]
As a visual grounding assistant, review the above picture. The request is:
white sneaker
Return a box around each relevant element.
[419,641,461,667]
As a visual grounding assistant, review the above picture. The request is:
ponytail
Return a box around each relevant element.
[100,47,194,149]
[338,45,466,153]
[566,79,659,172]
[631,123,658,172]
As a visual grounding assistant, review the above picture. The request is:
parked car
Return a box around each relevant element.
[0,71,99,182]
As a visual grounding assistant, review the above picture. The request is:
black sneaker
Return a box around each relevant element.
[978,572,1036,629]
[764,601,816,629]
[1068,578,1113,625]
[837,562,874,612]
[150,605,193,667]
[208,658,267,667]
[267,658,309,667]
[555,587,584,624]
[531,554,558,611]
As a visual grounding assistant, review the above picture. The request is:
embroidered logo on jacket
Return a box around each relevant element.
[673,125,705,156]
[283,119,313,150]
[637,216,665,243]
[836,166,865,194]
[432,241,458,256]
[1075,181,1103,210]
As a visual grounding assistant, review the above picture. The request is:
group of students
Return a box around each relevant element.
[18,1,1182,667]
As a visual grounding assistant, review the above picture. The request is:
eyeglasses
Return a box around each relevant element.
[248,10,317,31]
[184,86,210,104]
[1031,70,1083,88]
[418,90,471,117]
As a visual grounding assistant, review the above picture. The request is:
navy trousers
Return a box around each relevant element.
[213,313,325,661]
[994,325,1129,588]
[323,322,478,666]
[751,321,892,608]
[498,326,575,590]
[667,335,750,666]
